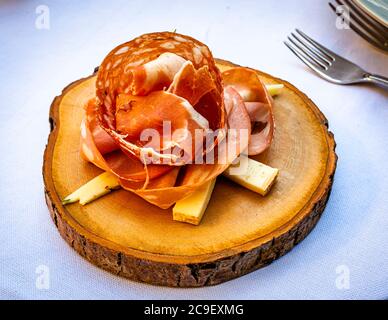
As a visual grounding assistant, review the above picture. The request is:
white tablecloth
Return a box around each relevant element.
[1,0,387,300]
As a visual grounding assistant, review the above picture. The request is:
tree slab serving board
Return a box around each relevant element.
[43,59,337,287]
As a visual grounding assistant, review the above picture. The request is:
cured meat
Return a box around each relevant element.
[96,32,225,166]
[167,61,226,160]
[222,67,274,155]
[96,32,223,128]
[168,61,216,107]
[123,86,251,208]
[112,91,209,165]
[129,52,186,96]
[82,99,118,156]
[81,98,173,183]
[80,32,274,208]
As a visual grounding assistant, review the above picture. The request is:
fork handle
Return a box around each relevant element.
[364,74,388,88]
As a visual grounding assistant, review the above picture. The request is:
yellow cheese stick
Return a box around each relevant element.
[172,179,216,225]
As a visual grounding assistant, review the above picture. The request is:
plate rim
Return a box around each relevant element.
[354,0,388,28]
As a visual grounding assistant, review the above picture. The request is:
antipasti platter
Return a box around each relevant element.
[43,32,337,287]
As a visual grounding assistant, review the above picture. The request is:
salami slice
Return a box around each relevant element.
[96,32,223,128]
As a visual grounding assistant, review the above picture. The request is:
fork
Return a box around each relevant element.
[284,29,388,87]
[329,0,388,52]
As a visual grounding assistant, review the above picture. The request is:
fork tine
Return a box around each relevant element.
[336,0,388,44]
[284,40,328,77]
[290,32,332,66]
[329,2,388,51]
[287,35,329,69]
[295,29,336,60]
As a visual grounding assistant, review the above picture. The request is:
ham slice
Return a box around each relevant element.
[222,67,274,155]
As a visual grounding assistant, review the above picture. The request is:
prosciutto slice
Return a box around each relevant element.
[81,99,173,183]
[112,90,209,165]
[82,99,118,156]
[168,61,216,107]
[129,52,186,95]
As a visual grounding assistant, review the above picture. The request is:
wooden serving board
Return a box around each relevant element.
[43,59,337,287]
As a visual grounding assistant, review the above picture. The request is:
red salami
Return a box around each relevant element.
[96,32,223,129]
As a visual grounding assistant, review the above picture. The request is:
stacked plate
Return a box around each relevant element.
[355,0,388,27]
[330,0,388,51]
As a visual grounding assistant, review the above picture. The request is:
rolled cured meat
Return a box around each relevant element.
[80,32,274,208]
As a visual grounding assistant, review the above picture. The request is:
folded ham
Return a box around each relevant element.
[80,32,274,208]
[222,67,274,155]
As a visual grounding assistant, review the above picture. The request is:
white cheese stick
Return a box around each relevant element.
[223,158,279,196]
[62,171,120,205]
[265,84,284,96]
